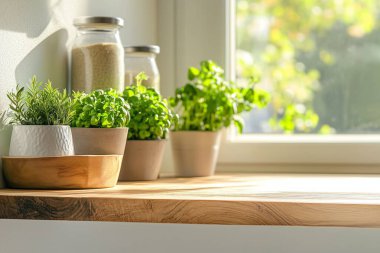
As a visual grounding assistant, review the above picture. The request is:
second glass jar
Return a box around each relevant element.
[124,45,160,91]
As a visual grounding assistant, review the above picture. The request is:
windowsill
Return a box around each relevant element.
[218,134,380,172]
[231,134,380,143]
[1,173,380,227]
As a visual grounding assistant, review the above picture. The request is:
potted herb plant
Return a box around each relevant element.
[119,73,176,181]
[71,88,130,155]
[169,60,270,177]
[7,77,74,157]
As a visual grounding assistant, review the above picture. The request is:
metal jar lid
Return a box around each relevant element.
[73,16,124,28]
[124,45,160,54]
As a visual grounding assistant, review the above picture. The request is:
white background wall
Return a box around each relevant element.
[0,1,380,253]
[1,220,380,253]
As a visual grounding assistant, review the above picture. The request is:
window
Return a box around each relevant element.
[218,0,380,172]
[235,0,380,135]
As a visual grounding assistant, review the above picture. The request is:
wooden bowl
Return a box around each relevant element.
[2,155,123,189]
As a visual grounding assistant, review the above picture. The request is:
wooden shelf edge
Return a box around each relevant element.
[1,195,380,227]
[2,173,380,227]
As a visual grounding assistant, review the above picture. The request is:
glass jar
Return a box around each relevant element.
[71,16,125,93]
[124,45,160,91]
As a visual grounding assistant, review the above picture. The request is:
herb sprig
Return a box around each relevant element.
[169,60,270,133]
[71,88,130,128]
[7,76,72,125]
[122,72,176,140]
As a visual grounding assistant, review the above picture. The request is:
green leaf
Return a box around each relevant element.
[233,118,244,134]
[135,72,148,86]
[122,80,176,140]
[71,88,130,128]
[7,77,72,125]
[168,60,268,133]
[188,67,200,80]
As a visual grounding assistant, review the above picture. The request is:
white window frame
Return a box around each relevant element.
[217,0,380,173]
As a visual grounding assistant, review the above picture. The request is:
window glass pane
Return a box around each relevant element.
[236,0,380,134]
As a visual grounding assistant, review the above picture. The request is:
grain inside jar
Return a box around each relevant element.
[71,42,124,92]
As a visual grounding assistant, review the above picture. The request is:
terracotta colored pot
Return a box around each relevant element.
[119,140,166,181]
[170,131,222,177]
[71,127,128,155]
[9,125,74,157]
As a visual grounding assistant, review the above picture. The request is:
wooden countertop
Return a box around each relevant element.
[1,173,380,227]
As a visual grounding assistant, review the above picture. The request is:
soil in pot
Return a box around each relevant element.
[170,131,221,177]
[71,127,128,155]
[119,140,166,181]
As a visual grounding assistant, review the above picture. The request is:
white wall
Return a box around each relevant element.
[1,220,380,253]
[0,0,157,186]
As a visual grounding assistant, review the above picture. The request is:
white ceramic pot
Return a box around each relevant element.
[119,140,166,181]
[9,125,74,157]
[71,127,128,155]
[170,131,222,177]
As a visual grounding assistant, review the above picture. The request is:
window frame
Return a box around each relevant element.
[218,0,380,173]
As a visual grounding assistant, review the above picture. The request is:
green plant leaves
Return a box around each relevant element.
[188,67,200,80]
[123,76,176,140]
[170,60,270,132]
[7,76,72,125]
[71,88,130,128]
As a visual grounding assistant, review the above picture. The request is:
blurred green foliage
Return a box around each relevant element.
[236,0,380,133]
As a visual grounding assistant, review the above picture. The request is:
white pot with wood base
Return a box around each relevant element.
[71,127,128,155]
[170,131,222,177]
[119,140,166,181]
[9,125,74,157]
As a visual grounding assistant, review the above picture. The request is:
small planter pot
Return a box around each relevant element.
[71,127,128,155]
[9,125,74,157]
[119,140,166,181]
[170,131,222,177]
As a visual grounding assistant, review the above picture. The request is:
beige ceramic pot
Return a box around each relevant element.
[170,131,222,177]
[71,127,128,155]
[119,140,166,181]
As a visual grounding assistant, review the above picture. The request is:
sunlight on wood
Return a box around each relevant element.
[1,173,380,227]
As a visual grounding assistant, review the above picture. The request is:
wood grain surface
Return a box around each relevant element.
[1,173,380,227]
[2,155,123,189]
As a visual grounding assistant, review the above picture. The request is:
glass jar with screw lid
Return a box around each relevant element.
[124,45,160,91]
[71,16,125,93]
